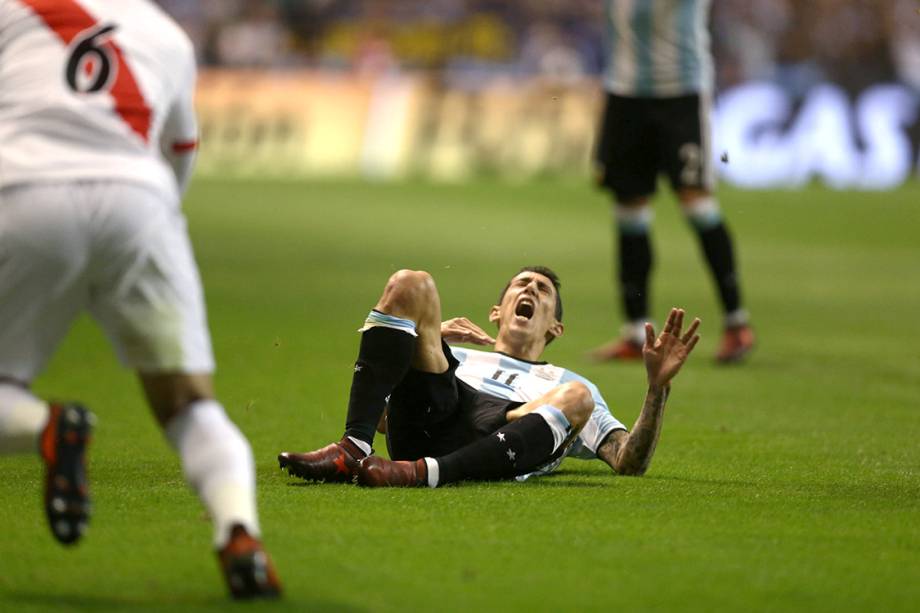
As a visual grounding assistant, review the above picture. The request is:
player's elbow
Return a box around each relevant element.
[614,463,647,477]
[612,453,650,477]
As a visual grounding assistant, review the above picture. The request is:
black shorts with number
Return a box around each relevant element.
[385,342,520,461]
[595,93,713,201]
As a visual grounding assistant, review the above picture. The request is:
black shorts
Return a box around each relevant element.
[385,342,520,460]
[595,93,713,201]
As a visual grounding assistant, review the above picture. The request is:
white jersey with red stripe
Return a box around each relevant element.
[0,0,197,200]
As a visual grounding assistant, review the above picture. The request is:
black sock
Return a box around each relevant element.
[344,325,416,446]
[618,230,653,322]
[435,413,556,484]
[695,222,742,314]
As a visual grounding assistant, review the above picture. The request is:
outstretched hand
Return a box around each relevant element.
[643,308,701,389]
[441,317,496,346]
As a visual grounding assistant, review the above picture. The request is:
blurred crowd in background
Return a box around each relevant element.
[156,0,920,92]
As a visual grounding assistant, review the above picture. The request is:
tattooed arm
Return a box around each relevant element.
[597,308,700,476]
[596,385,668,475]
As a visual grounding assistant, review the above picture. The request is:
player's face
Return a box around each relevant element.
[490,272,562,344]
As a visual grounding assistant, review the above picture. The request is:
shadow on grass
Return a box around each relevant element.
[511,470,617,488]
[278,469,762,490]
[645,473,759,488]
[519,480,612,489]
[2,592,219,612]
[2,590,366,612]
[286,480,350,487]
[521,471,763,489]
[642,473,915,504]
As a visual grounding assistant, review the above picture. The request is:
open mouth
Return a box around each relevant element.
[515,299,535,320]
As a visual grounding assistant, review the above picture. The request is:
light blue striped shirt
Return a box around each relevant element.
[604,0,713,97]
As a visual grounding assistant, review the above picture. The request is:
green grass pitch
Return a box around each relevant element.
[1,178,918,611]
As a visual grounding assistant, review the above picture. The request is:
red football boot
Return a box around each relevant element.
[715,324,756,364]
[278,436,367,483]
[355,456,427,488]
[40,402,94,546]
[217,524,282,600]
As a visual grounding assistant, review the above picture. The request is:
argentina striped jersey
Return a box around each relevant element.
[449,346,627,462]
[604,0,713,97]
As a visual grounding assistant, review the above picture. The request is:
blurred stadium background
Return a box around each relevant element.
[156,0,920,187]
[142,0,920,189]
[3,2,918,611]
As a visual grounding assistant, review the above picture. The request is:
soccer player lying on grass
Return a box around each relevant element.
[279,267,700,486]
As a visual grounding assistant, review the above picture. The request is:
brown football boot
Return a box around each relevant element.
[40,402,94,545]
[355,455,427,488]
[217,524,282,600]
[278,436,367,483]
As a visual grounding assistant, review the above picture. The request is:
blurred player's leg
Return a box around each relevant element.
[0,186,96,545]
[680,194,754,363]
[142,376,258,544]
[218,524,282,600]
[590,202,654,361]
[40,402,94,545]
[618,202,654,355]
[661,93,755,364]
[591,94,658,362]
[682,195,741,310]
[280,270,449,483]
[0,382,48,454]
[1,1,275,595]
[146,377,279,599]
[90,185,280,598]
[0,385,94,545]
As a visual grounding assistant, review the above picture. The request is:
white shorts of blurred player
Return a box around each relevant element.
[0,181,215,382]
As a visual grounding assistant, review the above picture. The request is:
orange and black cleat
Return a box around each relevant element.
[278,436,366,483]
[40,402,94,546]
[218,524,282,600]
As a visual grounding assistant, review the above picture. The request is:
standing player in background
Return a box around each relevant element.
[590,0,755,364]
[0,0,280,599]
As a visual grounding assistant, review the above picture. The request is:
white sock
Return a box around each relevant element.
[614,203,653,234]
[682,197,723,230]
[165,399,259,548]
[424,457,439,488]
[347,435,372,457]
[724,309,750,328]
[620,320,648,346]
[0,383,49,455]
[532,405,572,454]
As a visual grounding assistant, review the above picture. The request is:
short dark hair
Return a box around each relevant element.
[497,266,563,322]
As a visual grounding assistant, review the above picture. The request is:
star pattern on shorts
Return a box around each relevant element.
[354,364,363,373]
[506,448,516,462]
[496,432,506,442]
